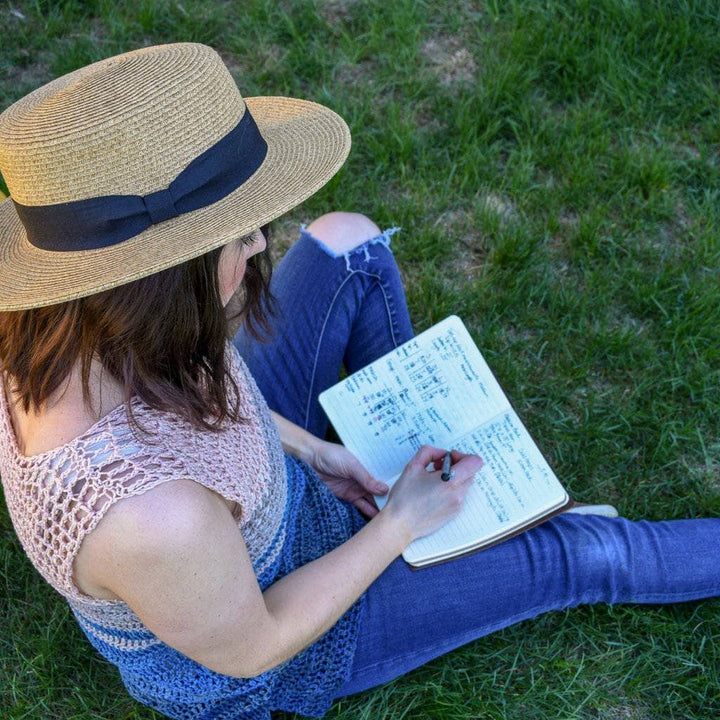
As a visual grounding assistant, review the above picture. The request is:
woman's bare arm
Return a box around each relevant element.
[78,447,481,678]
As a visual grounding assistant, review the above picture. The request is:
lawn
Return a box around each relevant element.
[1,1,719,718]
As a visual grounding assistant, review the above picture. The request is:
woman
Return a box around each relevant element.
[0,44,718,720]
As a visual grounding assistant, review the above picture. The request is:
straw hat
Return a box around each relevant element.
[0,43,351,310]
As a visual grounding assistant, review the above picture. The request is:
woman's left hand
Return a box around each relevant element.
[309,440,389,518]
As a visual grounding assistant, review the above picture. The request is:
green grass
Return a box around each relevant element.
[1,0,719,718]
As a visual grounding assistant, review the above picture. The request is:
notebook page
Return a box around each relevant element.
[403,408,568,565]
[319,316,509,481]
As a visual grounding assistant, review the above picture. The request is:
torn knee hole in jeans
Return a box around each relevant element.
[300,225,402,272]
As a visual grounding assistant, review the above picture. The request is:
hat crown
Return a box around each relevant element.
[0,43,244,206]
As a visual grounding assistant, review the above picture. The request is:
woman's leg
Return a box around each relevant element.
[336,513,720,697]
[236,216,720,700]
[233,212,414,438]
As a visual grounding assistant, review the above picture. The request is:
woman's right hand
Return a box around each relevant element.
[382,446,484,543]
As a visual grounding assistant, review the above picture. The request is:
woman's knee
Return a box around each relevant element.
[305,212,382,255]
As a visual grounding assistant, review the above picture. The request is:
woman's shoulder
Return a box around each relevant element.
[74,476,235,601]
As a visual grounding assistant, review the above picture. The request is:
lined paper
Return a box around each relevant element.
[319,316,568,566]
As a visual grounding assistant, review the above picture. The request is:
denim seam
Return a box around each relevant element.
[304,269,401,429]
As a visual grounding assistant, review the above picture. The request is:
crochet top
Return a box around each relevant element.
[0,346,365,719]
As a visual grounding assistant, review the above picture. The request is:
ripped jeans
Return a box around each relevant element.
[233,226,720,700]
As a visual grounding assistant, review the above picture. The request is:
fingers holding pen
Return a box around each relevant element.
[433,449,484,482]
[385,446,484,542]
[407,446,483,479]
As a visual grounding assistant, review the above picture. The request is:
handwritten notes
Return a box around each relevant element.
[323,317,507,480]
[319,316,569,566]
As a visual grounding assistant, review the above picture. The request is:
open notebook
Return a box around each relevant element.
[319,315,573,567]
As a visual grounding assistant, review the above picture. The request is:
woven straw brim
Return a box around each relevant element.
[0,96,350,310]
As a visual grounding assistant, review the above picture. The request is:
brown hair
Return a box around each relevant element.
[0,236,274,432]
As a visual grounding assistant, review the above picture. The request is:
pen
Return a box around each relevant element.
[441,451,453,481]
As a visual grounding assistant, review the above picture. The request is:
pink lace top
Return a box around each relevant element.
[0,346,287,605]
